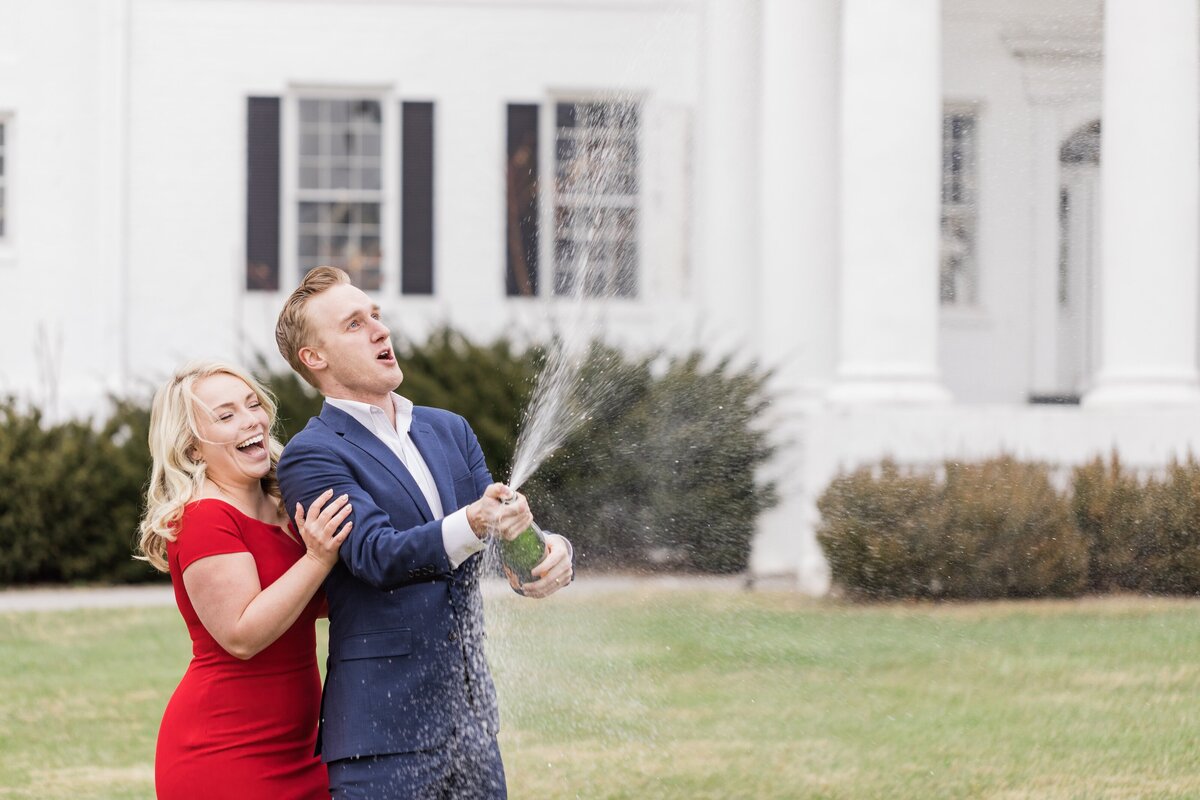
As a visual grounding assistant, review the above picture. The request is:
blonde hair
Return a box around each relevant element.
[275,266,351,389]
[136,360,285,573]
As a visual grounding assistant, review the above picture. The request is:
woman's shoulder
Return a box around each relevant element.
[183,497,244,521]
[176,498,250,538]
[169,499,252,563]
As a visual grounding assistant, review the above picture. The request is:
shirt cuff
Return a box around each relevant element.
[443,507,486,569]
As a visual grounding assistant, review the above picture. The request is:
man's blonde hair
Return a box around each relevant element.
[275,266,351,389]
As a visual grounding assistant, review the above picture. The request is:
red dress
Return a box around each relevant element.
[155,499,329,800]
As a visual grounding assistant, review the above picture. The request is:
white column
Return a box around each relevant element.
[695,0,759,349]
[1085,0,1200,406]
[759,0,839,397]
[753,0,838,594]
[828,0,949,404]
[1027,104,1063,398]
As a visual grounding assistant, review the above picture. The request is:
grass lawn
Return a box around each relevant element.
[1,588,1199,798]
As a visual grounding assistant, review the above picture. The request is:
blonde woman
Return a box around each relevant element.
[138,361,350,799]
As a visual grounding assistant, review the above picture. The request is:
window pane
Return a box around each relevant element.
[360,167,380,191]
[556,102,577,129]
[353,100,381,125]
[553,101,640,298]
[362,132,381,158]
[299,166,319,190]
[331,130,349,157]
[940,110,978,306]
[300,132,320,157]
[299,100,321,124]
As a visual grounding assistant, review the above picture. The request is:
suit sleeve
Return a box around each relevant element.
[459,414,495,502]
[278,438,451,591]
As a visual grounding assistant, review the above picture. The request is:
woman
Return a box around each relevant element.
[138,360,350,799]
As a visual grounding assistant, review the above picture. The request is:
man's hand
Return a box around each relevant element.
[466,483,532,541]
[517,534,574,599]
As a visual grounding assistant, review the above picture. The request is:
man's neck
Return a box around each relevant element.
[325,391,397,428]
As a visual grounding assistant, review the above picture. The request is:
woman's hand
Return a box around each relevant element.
[294,489,353,569]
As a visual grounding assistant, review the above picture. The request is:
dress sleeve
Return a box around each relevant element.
[174,501,250,573]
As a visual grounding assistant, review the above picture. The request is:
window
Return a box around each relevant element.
[940,110,978,305]
[296,98,384,291]
[0,120,7,240]
[553,100,639,297]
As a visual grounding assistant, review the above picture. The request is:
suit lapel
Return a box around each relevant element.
[319,402,435,522]
[408,416,457,513]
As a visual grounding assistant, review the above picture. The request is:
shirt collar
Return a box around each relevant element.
[326,393,414,436]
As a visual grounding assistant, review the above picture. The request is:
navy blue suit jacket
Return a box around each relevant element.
[277,402,499,763]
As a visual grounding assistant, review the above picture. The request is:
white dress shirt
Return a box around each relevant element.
[326,393,485,569]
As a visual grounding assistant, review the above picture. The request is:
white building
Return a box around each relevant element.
[2,0,1198,593]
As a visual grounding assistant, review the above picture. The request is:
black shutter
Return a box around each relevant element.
[245,97,280,291]
[506,104,540,296]
[402,102,435,295]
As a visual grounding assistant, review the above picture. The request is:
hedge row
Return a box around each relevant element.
[817,454,1200,600]
[0,331,775,585]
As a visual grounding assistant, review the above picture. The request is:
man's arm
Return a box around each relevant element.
[278,439,449,591]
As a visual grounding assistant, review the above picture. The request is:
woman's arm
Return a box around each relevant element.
[182,491,351,660]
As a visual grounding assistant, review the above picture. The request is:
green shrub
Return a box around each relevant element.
[1071,455,1200,595]
[1072,454,1148,592]
[816,461,939,599]
[0,399,158,584]
[1140,459,1200,594]
[527,349,776,573]
[818,456,1088,599]
[934,458,1087,598]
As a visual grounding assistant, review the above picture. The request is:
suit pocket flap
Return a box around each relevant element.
[338,628,413,661]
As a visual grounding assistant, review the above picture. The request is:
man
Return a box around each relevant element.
[274,266,573,799]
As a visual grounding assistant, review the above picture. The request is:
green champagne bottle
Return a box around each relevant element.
[499,497,548,589]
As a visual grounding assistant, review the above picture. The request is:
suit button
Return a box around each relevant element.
[448,630,459,642]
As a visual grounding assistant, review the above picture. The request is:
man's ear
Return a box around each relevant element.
[298,345,327,373]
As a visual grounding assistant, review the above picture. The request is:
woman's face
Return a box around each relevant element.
[191,373,272,487]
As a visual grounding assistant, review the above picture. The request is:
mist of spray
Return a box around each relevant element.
[506,99,640,493]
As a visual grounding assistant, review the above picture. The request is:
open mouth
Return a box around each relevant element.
[236,434,266,454]
[377,348,395,363]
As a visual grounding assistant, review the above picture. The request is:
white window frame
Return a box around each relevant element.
[940,103,980,308]
[282,86,397,294]
[541,92,644,301]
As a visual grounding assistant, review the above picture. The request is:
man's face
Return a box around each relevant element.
[302,282,403,401]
